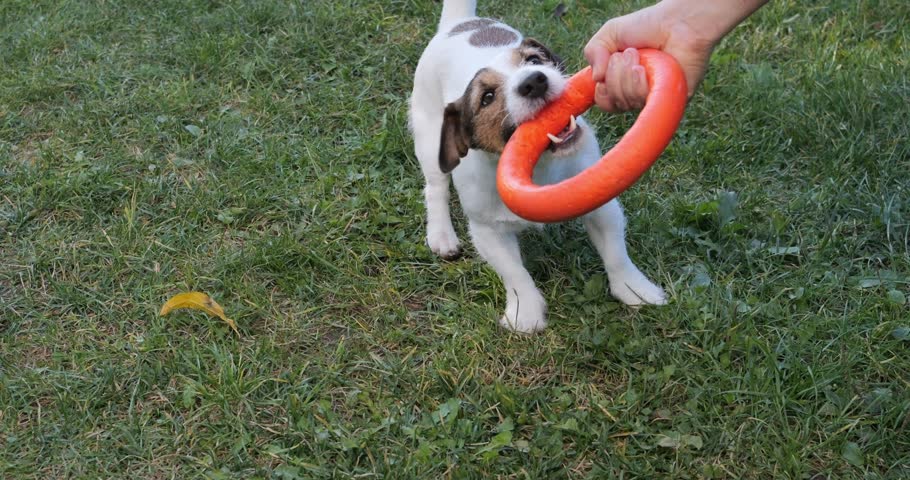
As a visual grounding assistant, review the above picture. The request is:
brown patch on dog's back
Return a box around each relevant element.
[448,17,519,49]
[448,18,495,36]
[469,27,518,47]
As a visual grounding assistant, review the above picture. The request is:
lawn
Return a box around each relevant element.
[1,0,908,478]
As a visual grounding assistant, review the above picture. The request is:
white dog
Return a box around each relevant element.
[409,0,667,333]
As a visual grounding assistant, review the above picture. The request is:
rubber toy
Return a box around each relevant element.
[497,49,687,223]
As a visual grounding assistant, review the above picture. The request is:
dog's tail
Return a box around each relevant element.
[439,0,476,30]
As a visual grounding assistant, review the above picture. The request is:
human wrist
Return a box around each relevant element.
[656,0,768,45]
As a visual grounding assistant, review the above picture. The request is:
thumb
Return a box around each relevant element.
[584,20,622,82]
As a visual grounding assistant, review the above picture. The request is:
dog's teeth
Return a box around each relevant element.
[569,115,577,131]
[547,133,563,144]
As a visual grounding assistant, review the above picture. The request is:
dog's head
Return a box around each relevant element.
[439,38,587,173]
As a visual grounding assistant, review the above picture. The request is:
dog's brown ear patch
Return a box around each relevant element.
[439,102,470,173]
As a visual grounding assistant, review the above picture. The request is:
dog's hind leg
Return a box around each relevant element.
[411,107,461,259]
[583,199,667,306]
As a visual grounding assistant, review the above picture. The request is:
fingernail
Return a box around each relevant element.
[594,53,615,81]
[595,83,613,111]
[593,59,608,81]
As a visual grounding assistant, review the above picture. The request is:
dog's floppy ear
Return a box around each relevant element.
[439,101,471,173]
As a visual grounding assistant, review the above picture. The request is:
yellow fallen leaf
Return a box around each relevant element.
[159,291,240,336]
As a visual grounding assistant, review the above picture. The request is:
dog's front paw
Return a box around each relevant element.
[427,226,461,259]
[609,269,667,306]
[499,292,547,333]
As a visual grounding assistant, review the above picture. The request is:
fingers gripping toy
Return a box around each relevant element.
[497,49,687,223]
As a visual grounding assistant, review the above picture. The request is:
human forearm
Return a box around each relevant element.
[657,0,769,45]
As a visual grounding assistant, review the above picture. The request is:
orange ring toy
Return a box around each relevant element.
[497,49,687,223]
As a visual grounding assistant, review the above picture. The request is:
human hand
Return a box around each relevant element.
[584,0,767,112]
[584,2,714,112]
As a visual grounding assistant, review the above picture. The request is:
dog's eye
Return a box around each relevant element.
[480,91,495,107]
[525,55,542,65]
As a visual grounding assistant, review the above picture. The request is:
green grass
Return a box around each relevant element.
[1,0,908,478]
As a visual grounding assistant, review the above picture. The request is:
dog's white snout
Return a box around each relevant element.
[517,71,549,98]
[506,66,567,124]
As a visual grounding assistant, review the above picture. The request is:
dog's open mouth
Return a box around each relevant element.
[546,114,581,151]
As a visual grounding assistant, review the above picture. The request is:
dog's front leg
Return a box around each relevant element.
[583,200,667,306]
[412,110,461,259]
[469,221,547,333]
[423,174,460,259]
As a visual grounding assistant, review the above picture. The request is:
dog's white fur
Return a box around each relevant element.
[409,0,666,333]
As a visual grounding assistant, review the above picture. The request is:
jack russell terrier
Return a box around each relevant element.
[409,0,667,333]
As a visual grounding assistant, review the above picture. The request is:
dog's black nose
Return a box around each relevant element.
[517,71,548,99]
